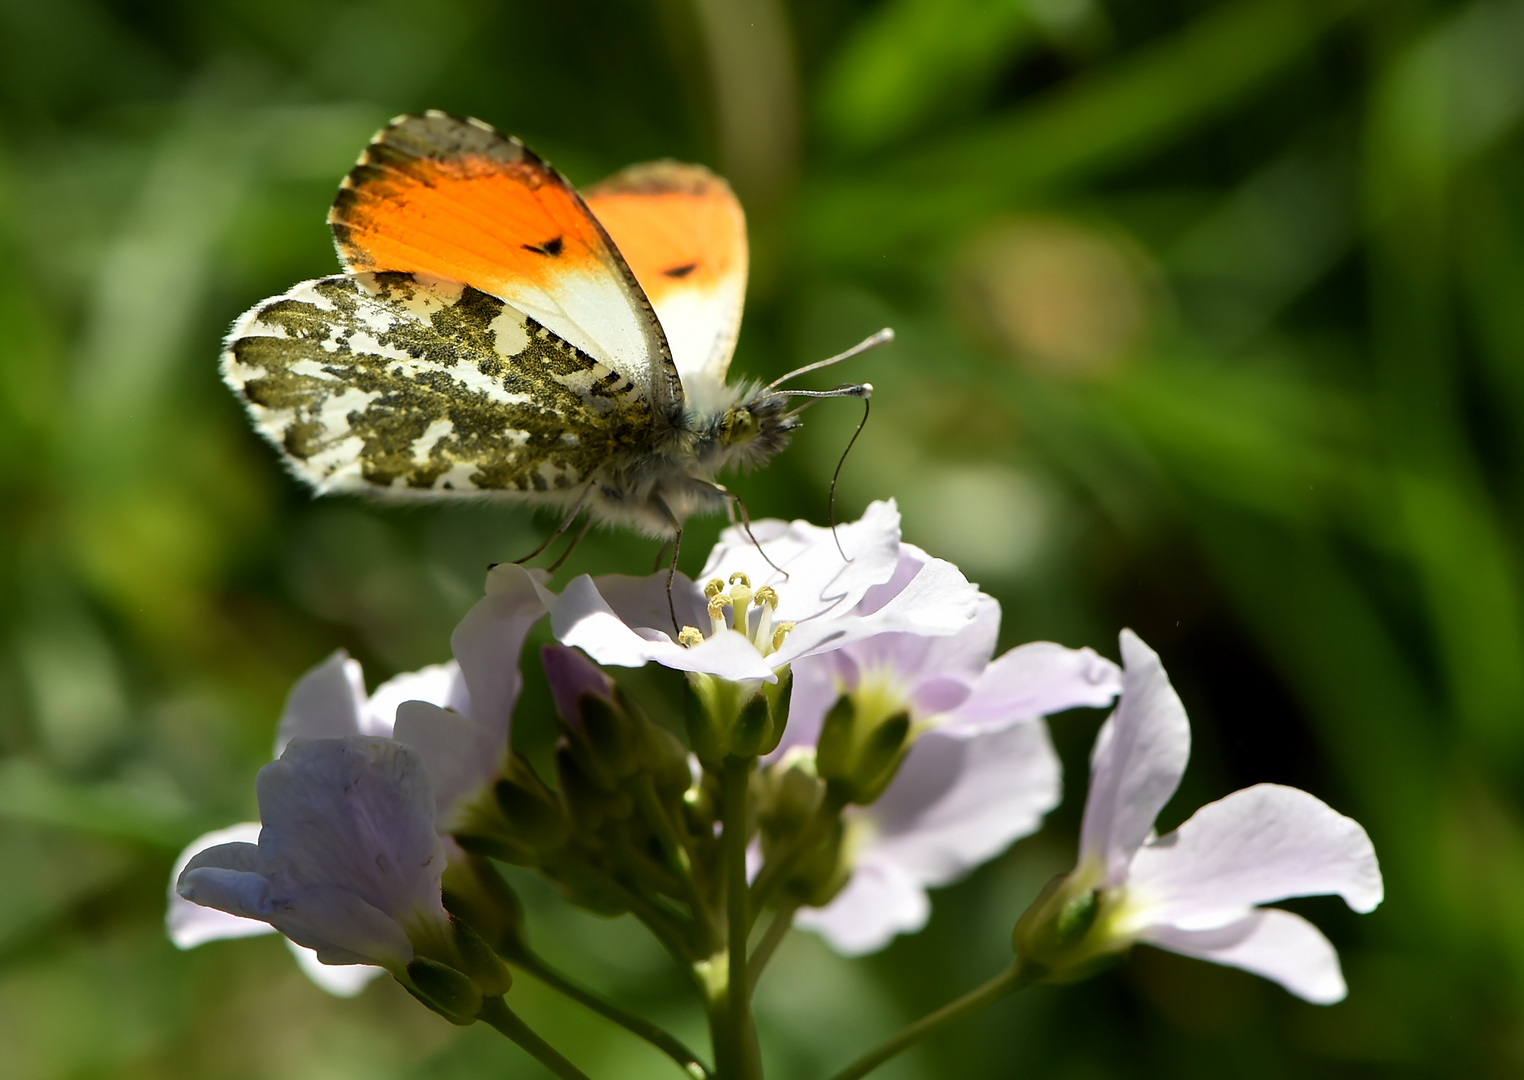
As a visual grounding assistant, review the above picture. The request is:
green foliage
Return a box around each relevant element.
[1,0,1522,1075]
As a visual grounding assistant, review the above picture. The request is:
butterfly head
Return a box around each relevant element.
[712,391,800,470]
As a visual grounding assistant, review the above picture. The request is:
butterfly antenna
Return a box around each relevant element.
[763,328,894,394]
[546,515,594,573]
[829,392,873,562]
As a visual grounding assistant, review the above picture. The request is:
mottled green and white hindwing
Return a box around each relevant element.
[221,272,661,499]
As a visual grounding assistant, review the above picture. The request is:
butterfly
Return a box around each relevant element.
[221,111,883,558]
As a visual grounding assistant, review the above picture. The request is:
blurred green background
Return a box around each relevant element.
[1,0,1521,1075]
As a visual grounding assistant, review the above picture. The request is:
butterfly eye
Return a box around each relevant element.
[722,407,759,446]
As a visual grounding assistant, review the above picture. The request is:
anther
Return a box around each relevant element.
[771,622,796,654]
[708,594,732,637]
[678,626,704,648]
[704,578,725,600]
[729,571,751,588]
[753,587,778,649]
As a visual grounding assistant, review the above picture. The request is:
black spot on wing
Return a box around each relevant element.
[522,236,564,257]
[662,262,698,279]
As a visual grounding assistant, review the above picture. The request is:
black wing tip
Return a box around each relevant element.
[362,110,539,167]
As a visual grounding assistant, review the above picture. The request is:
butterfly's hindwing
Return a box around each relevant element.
[222,272,661,498]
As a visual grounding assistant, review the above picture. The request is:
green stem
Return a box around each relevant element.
[746,904,795,994]
[824,963,1030,1080]
[717,757,761,1080]
[478,996,594,1080]
[511,946,712,1080]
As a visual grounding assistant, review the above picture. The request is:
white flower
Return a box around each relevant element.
[166,566,547,994]
[176,736,452,973]
[520,501,981,682]
[1018,630,1383,1004]
[769,557,1122,955]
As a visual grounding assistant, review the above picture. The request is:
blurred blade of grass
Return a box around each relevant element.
[801,0,1365,266]
[1103,355,1393,543]
[0,756,209,849]
[1367,0,1524,765]
[815,0,1037,155]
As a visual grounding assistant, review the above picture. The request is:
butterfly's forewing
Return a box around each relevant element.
[328,111,681,413]
[221,271,661,498]
[584,163,747,400]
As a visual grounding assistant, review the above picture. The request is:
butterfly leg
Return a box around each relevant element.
[512,482,594,565]
[546,515,594,574]
[699,481,788,581]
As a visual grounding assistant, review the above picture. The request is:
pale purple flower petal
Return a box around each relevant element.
[867,723,1061,888]
[274,651,366,755]
[1142,908,1348,1004]
[938,642,1123,738]
[800,723,1060,955]
[1126,784,1383,931]
[450,562,548,742]
[1078,630,1190,887]
[167,822,272,948]
[363,662,469,737]
[177,736,450,971]
[392,701,500,826]
[794,858,929,956]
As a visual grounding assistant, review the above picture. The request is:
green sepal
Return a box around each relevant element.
[453,920,513,997]
[849,711,911,804]
[729,691,773,758]
[815,695,856,779]
[405,957,482,1025]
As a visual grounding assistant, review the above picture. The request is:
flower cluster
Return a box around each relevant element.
[169,500,1382,1076]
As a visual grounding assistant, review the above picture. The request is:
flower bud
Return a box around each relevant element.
[556,743,633,831]
[685,667,792,765]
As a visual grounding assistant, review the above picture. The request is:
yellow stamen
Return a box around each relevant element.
[704,578,726,600]
[772,622,796,653]
[729,571,751,588]
[754,586,779,610]
[678,626,704,648]
[708,595,732,637]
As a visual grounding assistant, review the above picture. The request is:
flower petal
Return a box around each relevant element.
[274,651,366,756]
[285,938,384,997]
[938,642,1122,738]
[1141,908,1348,1004]
[868,721,1061,888]
[255,736,447,923]
[699,500,904,624]
[795,857,930,956]
[1125,783,1382,930]
[548,573,777,679]
[451,562,548,739]
[166,823,273,949]
[392,700,501,825]
[362,662,469,738]
[1078,630,1190,886]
